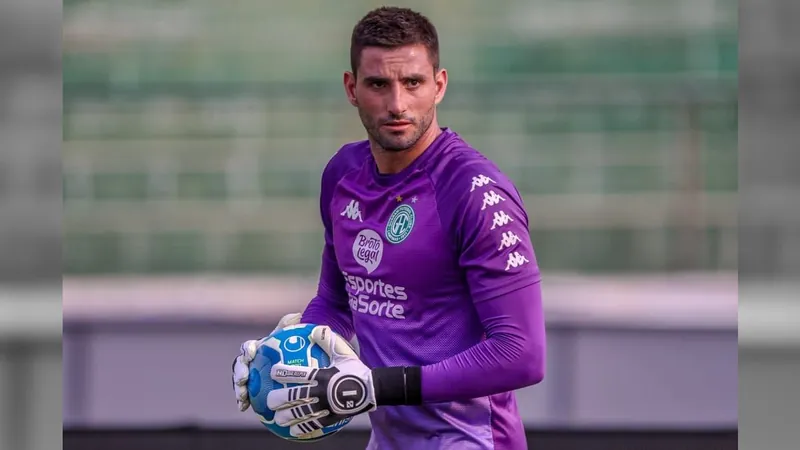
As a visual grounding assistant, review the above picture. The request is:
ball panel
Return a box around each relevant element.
[246,367,261,398]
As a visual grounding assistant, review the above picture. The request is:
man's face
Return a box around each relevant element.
[344,44,447,152]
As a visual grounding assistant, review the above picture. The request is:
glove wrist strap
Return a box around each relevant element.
[372,366,422,406]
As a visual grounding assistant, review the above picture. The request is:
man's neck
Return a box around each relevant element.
[371,124,442,175]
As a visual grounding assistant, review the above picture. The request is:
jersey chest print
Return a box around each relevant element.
[332,173,453,322]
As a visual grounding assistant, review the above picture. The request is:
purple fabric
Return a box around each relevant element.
[301,292,355,343]
[421,282,546,402]
[300,147,364,341]
[300,129,544,449]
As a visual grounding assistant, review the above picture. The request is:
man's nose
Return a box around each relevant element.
[386,87,408,117]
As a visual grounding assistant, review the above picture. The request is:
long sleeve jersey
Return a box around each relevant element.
[302,128,546,450]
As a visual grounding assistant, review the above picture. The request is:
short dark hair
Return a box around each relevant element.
[350,6,440,76]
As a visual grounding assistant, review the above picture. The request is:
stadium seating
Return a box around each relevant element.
[63,0,737,274]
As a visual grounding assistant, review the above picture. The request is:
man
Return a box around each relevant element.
[232,6,545,449]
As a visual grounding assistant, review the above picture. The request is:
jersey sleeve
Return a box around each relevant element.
[416,156,545,402]
[300,156,356,341]
[420,281,545,402]
[447,159,542,303]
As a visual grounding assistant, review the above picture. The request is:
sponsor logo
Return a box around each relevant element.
[342,271,408,320]
[505,251,530,271]
[470,174,496,192]
[348,295,407,319]
[385,204,415,244]
[274,369,307,378]
[342,272,407,301]
[340,200,363,222]
[352,229,383,274]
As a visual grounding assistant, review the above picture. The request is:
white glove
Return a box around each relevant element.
[265,325,377,437]
[232,312,302,412]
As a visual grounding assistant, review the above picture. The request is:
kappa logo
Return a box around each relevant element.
[490,211,515,230]
[498,231,522,251]
[481,190,506,210]
[352,229,383,274]
[340,200,363,222]
[385,204,415,244]
[470,174,496,192]
[505,252,530,271]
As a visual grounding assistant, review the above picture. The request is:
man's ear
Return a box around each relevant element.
[343,71,358,107]
[434,68,448,106]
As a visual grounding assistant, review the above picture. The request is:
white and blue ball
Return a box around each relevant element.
[247,323,352,441]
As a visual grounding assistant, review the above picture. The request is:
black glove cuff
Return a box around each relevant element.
[372,366,422,406]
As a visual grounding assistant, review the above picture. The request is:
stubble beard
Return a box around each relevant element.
[360,104,436,153]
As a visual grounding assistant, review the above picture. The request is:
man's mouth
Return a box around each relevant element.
[382,121,412,130]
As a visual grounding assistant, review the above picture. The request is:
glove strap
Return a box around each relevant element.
[372,366,422,406]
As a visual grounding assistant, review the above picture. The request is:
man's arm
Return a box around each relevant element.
[359,160,546,406]
[300,158,355,341]
[421,282,544,402]
[417,159,546,402]
[301,243,355,342]
[260,160,545,432]
[231,156,355,413]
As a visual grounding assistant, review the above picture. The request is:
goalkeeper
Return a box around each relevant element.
[232,6,545,450]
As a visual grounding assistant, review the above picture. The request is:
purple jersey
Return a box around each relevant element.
[302,128,545,449]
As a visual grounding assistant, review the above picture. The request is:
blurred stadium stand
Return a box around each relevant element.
[59,0,743,449]
[62,0,737,276]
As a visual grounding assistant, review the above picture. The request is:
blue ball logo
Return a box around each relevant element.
[282,335,306,353]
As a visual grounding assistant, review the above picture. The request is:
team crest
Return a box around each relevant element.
[385,204,415,244]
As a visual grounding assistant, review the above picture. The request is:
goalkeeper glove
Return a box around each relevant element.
[232,312,303,412]
[266,325,422,438]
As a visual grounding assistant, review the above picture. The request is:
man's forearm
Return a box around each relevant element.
[419,282,545,403]
[364,282,545,407]
[301,289,356,342]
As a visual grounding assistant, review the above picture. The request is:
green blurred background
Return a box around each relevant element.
[62,0,738,276]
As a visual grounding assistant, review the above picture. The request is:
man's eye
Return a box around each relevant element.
[371,82,386,88]
[407,80,421,87]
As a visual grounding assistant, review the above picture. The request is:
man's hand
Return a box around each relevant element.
[232,312,303,412]
[266,325,377,437]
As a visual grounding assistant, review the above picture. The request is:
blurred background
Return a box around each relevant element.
[0,1,62,450]
[57,0,741,449]
[61,0,739,275]
[4,0,756,448]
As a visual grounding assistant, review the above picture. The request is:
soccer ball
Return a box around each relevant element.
[247,323,352,441]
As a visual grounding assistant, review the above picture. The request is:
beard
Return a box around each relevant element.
[359,104,436,152]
